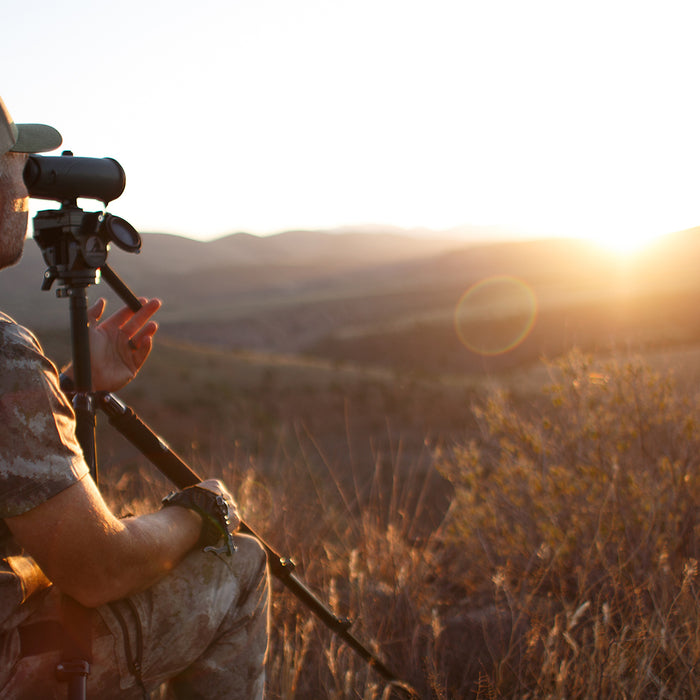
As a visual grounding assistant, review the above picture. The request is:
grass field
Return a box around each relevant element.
[30,231,700,697]
[39,330,700,698]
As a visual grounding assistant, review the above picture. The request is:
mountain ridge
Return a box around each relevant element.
[5,226,700,367]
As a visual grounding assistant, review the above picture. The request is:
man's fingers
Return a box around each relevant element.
[128,322,158,351]
[128,334,153,359]
[99,306,135,330]
[120,299,162,338]
[87,298,107,324]
[97,297,161,335]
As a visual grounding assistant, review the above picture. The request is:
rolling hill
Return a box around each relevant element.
[5,224,700,377]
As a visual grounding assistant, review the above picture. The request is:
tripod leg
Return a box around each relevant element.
[55,661,89,700]
[59,289,96,697]
[68,287,98,481]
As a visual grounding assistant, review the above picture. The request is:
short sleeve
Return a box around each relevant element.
[0,316,89,518]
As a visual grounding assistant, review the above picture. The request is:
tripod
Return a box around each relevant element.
[31,203,413,699]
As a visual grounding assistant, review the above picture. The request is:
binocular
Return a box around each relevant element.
[24,151,126,204]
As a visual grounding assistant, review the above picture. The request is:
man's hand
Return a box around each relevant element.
[63,297,161,392]
[162,479,241,556]
[197,479,242,533]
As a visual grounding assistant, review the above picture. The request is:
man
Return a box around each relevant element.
[0,96,269,698]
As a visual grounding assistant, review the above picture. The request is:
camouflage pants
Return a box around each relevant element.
[1,533,269,699]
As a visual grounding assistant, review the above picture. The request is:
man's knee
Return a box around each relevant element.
[232,532,267,567]
[227,533,269,601]
[88,535,269,696]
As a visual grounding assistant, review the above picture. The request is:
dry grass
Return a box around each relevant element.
[100,350,698,698]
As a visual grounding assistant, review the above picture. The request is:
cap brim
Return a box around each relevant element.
[10,123,63,154]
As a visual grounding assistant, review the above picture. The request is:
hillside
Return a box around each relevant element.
[6,224,700,377]
[1,227,462,329]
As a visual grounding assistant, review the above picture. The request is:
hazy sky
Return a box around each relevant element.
[4,0,700,246]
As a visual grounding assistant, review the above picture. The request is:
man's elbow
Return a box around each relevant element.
[50,562,135,608]
[66,583,114,609]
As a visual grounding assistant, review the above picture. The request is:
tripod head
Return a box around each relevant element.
[27,151,141,294]
[33,206,141,292]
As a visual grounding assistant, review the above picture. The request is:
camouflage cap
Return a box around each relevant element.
[0,96,62,156]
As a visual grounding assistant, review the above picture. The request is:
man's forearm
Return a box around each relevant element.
[88,506,203,606]
[7,477,204,608]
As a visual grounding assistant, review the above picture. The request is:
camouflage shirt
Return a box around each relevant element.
[0,312,88,629]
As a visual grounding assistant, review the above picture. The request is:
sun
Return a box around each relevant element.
[581,227,665,256]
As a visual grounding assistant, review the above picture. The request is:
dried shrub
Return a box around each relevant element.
[439,350,699,697]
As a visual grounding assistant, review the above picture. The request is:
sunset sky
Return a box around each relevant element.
[4,0,700,247]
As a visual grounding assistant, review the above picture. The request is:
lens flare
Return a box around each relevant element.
[454,275,538,356]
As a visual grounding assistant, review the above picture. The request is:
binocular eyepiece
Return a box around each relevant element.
[23,151,126,204]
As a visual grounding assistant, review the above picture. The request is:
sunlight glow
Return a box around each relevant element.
[580,228,668,256]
